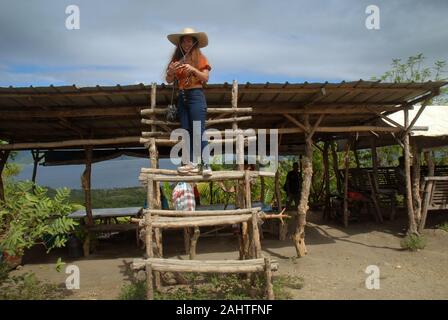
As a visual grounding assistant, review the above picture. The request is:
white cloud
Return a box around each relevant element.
[1,0,447,86]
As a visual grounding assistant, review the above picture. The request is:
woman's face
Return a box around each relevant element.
[180,36,195,52]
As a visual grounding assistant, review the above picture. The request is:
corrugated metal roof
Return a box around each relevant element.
[0,81,446,153]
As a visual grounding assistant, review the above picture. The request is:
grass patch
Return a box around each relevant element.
[0,264,69,300]
[118,273,304,300]
[437,222,448,232]
[400,234,427,251]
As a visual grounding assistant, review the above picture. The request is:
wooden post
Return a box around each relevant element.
[260,175,265,204]
[145,177,154,258]
[331,142,342,194]
[145,262,154,300]
[31,150,44,184]
[184,227,191,255]
[232,80,245,209]
[275,170,286,240]
[264,257,274,300]
[371,137,379,192]
[353,139,361,169]
[293,115,312,257]
[189,227,200,259]
[240,222,249,260]
[245,170,252,209]
[411,139,422,225]
[419,151,434,233]
[0,150,10,202]
[251,212,262,258]
[209,181,213,204]
[403,108,418,234]
[81,146,94,226]
[343,141,351,227]
[322,141,330,219]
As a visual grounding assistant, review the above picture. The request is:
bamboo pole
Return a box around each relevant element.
[264,257,275,300]
[293,115,312,257]
[403,108,418,235]
[419,151,434,233]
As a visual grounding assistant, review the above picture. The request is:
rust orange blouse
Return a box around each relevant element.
[174,54,211,89]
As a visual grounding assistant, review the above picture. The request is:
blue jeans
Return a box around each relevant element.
[177,88,208,164]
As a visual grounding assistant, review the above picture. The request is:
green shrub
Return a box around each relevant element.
[118,273,303,300]
[118,280,147,300]
[400,234,427,251]
[0,181,78,256]
[437,222,448,232]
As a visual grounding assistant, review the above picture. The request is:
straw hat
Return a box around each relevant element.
[167,27,208,48]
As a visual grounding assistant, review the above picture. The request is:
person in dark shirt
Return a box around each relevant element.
[284,162,302,209]
[395,156,406,195]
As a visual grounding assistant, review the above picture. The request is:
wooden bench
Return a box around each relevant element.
[132,257,277,300]
[338,168,384,223]
[421,176,448,229]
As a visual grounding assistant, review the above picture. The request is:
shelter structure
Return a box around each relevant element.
[1,80,447,255]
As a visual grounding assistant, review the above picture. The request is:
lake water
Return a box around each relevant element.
[13,158,177,189]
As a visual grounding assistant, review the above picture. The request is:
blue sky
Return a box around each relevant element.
[0,0,447,87]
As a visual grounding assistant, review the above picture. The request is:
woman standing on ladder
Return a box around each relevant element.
[165,27,212,176]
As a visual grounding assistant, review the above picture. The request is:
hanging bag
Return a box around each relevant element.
[166,79,178,122]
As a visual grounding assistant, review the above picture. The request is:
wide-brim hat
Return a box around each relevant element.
[167,27,208,48]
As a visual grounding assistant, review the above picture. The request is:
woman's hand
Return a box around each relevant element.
[167,61,180,75]
[178,64,209,83]
[178,63,197,74]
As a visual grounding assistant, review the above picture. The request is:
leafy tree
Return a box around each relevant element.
[372,53,448,104]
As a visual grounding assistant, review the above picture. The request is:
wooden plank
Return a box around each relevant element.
[144,207,261,217]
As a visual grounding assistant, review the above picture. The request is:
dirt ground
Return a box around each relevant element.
[12,209,448,300]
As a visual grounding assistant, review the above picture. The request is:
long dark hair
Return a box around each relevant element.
[166,36,202,71]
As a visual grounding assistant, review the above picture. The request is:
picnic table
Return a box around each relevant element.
[68,207,143,256]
